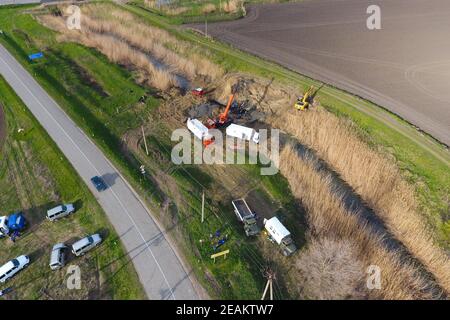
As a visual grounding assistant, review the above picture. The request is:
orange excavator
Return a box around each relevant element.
[206,82,240,129]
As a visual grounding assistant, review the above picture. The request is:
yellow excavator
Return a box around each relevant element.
[294,86,315,111]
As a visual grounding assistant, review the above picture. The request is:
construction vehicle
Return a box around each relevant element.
[232,199,260,236]
[294,85,315,111]
[0,213,26,238]
[206,82,241,129]
[263,217,297,256]
[187,118,214,146]
[226,124,260,144]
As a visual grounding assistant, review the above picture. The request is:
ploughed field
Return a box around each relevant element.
[198,0,450,146]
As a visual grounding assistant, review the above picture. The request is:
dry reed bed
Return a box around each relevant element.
[144,1,190,16]
[296,238,366,299]
[202,3,217,14]
[144,0,242,15]
[271,109,450,294]
[280,146,438,299]
[37,4,222,90]
[83,4,223,80]
[80,16,196,79]
[38,13,176,90]
[221,0,243,13]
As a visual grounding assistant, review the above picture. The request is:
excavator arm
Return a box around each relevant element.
[219,93,235,124]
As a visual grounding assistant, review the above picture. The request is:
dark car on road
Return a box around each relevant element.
[90,176,107,192]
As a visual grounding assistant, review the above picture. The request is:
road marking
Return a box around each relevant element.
[0,51,176,300]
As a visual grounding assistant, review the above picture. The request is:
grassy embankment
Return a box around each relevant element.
[0,76,144,299]
[131,0,244,24]
[130,0,296,24]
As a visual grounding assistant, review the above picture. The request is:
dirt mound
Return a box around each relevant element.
[212,73,297,116]
[188,102,221,118]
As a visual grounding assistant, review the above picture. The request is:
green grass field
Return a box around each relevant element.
[0,76,145,299]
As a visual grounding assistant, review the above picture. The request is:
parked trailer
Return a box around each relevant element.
[263,217,297,256]
[226,124,260,144]
[232,199,260,236]
[187,118,213,145]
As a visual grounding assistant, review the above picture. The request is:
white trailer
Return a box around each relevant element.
[263,217,297,256]
[226,124,259,144]
[187,118,213,144]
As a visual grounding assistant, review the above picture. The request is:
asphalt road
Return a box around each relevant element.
[0,43,198,300]
[199,0,450,146]
[0,0,41,5]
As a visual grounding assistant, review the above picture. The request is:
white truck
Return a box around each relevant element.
[187,118,214,146]
[226,124,260,144]
[263,217,297,256]
[232,199,260,236]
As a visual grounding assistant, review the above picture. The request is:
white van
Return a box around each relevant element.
[47,204,75,221]
[0,255,30,283]
[49,243,68,270]
[72,234,102,256]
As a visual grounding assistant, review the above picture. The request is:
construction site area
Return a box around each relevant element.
[0,1,449,300]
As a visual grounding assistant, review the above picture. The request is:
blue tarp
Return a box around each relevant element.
[28,52,43,61]
[7,212,26,231]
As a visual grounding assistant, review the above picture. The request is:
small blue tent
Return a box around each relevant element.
[7,212,26,231]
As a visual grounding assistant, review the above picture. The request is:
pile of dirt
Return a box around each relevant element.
[187,101,221,118]
[212,74,297,116]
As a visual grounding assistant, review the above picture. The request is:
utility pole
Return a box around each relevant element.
[201,190,205,223]
[261,267,275,300]
[204,13,208,38]
[141,125,149,156]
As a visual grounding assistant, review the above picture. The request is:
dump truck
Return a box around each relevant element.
[232,198,260,236]
[187,118,214,146]
[263,217,297,256]
[226,124,260,144]
[0,213,26,238]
